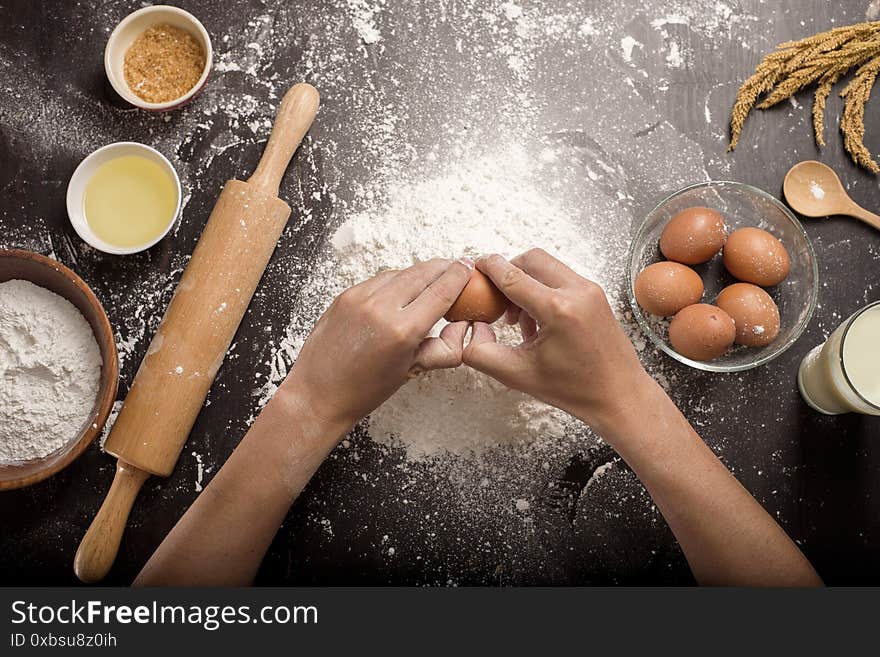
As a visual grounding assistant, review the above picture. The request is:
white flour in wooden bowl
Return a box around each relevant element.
[0,279,102,462]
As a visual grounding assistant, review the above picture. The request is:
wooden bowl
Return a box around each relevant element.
[0,250,119,490]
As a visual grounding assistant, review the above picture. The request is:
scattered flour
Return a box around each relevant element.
[621,36,642,62]
[650,14,690,69]
[348,0,384,44]
[585,461,615,489]
[665,41,684,68]
[99,400,124,449]
[0,279,102,461]
[501,2,523,21]
[192,451,205,492]
[809,181,826,201]
[578,19,598,37]
[370,357,568,459]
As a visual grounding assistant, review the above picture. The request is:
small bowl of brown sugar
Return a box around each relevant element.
[105,5,212,111]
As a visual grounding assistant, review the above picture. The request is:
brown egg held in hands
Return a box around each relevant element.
[660,206,727,265]
[634,262,704,316]
[445,269,508,323]
[669,303,737,361]
[722,227,790,286]
[715,283,781,347]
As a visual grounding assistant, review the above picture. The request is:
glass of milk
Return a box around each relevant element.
[798,301,880,415]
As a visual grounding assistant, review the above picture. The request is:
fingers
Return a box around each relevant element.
[410,321,469,375]
[519,311,538,341]
[461,322,528,389]
[506,304,537,340]
[511,248,579,288]
[476,254,552,322]
[380,258,452,306]
[505,305,520,325]
[405,260,472,332]
[351,269,399,297]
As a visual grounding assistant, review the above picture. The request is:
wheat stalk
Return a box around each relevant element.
[840,54,880,172]
[729,21,880,173]
[813,69,843,147]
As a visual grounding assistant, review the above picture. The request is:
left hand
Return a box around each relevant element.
[284,258,472,430]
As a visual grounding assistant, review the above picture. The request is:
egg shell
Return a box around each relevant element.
[659,206,727,265]
[669,303,737,361]
[715,283,780,347]
[634,261,704,316]
[722,227,791,286]
[445,269,508,323]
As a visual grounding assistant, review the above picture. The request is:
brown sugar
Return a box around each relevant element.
[124,24,206,104]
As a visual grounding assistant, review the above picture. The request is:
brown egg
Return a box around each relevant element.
[445,269,507,323]
[669,303,736,361]
[634,262,704,316]
[659,207,727,265]
[715,283,780,347]
[722,227,791,286]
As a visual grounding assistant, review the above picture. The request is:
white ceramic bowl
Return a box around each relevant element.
[66,142,182,255]
[104,5,213,111]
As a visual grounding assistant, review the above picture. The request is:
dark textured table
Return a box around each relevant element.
[1,0,879,585]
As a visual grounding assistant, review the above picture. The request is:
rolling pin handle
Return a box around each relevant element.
[247,83,320,197]
[74,460,150,584]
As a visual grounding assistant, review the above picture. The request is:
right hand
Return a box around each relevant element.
[462,249,651,435]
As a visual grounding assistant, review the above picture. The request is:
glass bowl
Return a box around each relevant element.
[627,181,818,372]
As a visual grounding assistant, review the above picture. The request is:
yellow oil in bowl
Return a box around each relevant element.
[83,155,178,248]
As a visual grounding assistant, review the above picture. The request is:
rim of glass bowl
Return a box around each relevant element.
[626,180,819,373]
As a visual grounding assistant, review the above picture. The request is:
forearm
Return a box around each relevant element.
[134,259,470,587]
[589,372,821,587]
[134,381,347,587]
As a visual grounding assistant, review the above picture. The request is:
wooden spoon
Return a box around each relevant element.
[783,160,880,231]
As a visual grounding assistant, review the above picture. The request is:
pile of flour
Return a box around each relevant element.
[0,279,102,462]
[259,147,606,458]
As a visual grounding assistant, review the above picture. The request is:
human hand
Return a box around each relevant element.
[461,249,651,436]
[285,258,472,430]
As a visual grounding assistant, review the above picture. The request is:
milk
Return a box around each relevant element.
[798,302,880,415]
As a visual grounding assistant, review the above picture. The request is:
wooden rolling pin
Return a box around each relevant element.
[74,83,320,583]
